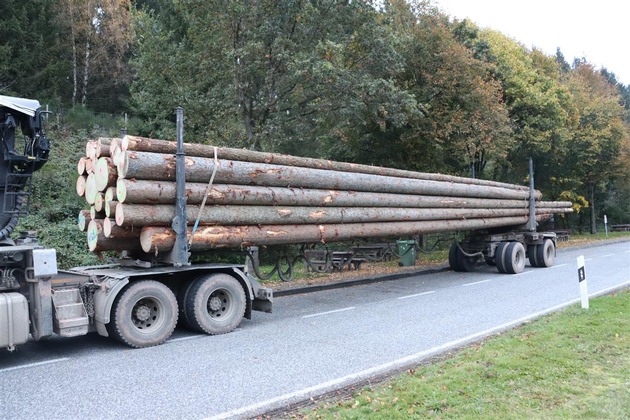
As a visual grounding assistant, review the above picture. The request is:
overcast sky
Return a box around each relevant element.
[435,0,629,85]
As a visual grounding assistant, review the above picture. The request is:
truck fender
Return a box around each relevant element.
[93,277,129,337]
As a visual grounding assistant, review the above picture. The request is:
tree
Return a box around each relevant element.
[130,0,420,157]
[375,3,512,177]
[563,62,629,233]
[478,30,575,192]
[0,0,69,100]
[57,0,133,110]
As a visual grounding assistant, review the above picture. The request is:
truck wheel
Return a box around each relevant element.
[495,242,509,273]
[528,244,540,267]
[504,242,526,274]
[536,239,556,267]
[177,279,198,329]
[109,280,178,348]
[185,274,246,335]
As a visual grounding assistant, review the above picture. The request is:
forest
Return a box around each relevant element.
[1,0,629,268]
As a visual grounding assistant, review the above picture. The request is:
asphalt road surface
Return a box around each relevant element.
[1,240,629,419]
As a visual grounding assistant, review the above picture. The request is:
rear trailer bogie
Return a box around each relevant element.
[449,232,557,274]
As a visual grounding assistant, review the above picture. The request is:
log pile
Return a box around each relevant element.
[76,135,573,255]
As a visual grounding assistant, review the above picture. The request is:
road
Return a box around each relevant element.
[1,240,629,419]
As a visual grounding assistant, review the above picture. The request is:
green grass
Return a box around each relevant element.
[294,290,630,419]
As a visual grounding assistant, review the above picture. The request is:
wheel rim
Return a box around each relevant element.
[206,288,234,320]
[131,297,165,331]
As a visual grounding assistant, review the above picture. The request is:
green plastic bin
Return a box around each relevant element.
[396,240,417,266]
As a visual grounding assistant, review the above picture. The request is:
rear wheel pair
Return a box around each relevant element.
[108,274,246,348]
[528,238,556,267]
[495,242,526,274]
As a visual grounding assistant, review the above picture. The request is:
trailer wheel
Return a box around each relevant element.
[449,243,477,272]
[448,242,463,271]
[504,242,526,274]
[185,273,246,335]
[108,280,178,348]
[495,242,509,273]
[528,244,540,267]
[536,239,556,267]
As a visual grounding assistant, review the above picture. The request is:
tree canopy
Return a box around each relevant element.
[2,0,629,233]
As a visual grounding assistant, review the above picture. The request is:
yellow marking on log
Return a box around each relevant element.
[266,230,288,236]
[309,210,327,218]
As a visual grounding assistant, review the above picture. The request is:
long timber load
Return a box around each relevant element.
[77,135,572,255]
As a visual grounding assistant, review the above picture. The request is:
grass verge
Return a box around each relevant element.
[288,289,630,419]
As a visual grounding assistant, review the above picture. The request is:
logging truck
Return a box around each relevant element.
[1,98,565,351]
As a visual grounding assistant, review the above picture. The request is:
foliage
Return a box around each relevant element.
[1,0,629,241]
[130,0,421,157]
[0,0,70,99]
[380,5,512,176]
[15,115,120,268]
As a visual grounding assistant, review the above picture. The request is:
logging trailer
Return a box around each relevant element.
[0,98,557,351]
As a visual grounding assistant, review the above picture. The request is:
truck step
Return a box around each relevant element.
[52,288,89,337]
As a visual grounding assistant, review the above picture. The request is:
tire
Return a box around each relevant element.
[528,244,540,267]
[536,238,556,267]
[504,242,526,274]
[177,279,199,329]
[456,248,477,272]
[108,280,178,348]
[495,242,509,274]
[184,273,246,335]
[448,242,463,272]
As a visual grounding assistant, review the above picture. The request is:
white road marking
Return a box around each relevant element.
[585,258,593,261]
[207,280,630,420]
[397,290,436,300]
[168,335,204,343]
[0,358,69,373]
[550,263,568,269]
[462,279,491,287]
[302,307,356,319]
[602,254,616,258]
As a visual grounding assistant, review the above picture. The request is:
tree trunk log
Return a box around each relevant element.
[77,157,88,176]
[95,157,117,192]
[115,203,566,227]
[78,210,90,232]
[105,200,117,218]
[87,219,141,252]
[76,175,87,197]
[84,173,98,204]
[140,215,554,253]
[116,179,536,209]
[121,135,531,193]
[119,151,536,200]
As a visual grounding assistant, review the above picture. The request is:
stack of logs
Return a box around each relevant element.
[76,135,573,255]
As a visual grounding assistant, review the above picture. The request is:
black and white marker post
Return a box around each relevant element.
[577,255,589,309]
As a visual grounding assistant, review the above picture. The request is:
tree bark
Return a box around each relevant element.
[140,215,555,253]
[121,135,532,193]
[87,219,141,252]
[118,151,534,200]
[115,203,568,228]
[116,179,536,208]
[590,184,597,234]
